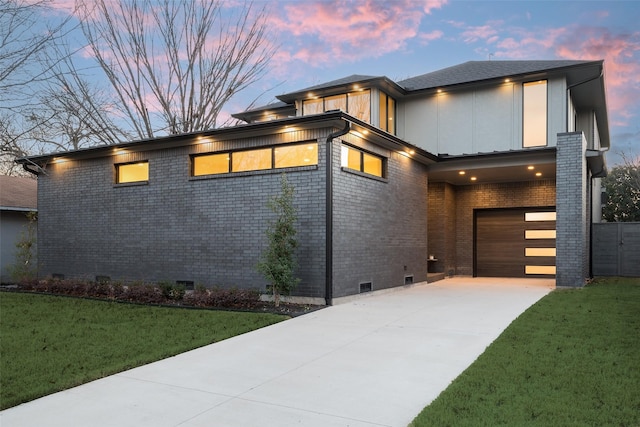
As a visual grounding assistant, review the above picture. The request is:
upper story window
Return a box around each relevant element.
[116,161,149,183]
[379,92,395,134]
[341,144,384,178]
[192,142,318,177]
[523,80,547,147]
[302,90,371,123]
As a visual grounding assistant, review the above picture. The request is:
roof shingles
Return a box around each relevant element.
[398,60,593,90]
[0,175,37,210]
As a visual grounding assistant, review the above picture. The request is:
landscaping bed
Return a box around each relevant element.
[4,278,322,317]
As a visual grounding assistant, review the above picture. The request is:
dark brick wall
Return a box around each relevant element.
[427,182,457,275]
[37,131,328,297]
[556,132,589,286]
[332,137,429,298]
[428,179,556,276]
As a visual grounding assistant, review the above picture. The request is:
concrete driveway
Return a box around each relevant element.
[1,277,553,427]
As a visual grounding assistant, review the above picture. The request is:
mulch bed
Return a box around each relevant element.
[1,281,324,318]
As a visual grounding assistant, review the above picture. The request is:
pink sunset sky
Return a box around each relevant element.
[47,0,640,165]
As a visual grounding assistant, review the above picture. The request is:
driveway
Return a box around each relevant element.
[1,277,553,427]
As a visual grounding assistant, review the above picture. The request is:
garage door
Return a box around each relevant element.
[475,208,556,277]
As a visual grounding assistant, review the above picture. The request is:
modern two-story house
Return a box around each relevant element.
[18,60,609,304]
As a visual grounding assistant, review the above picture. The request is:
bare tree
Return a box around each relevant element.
[74,0,276,139]
[0,0,75,175]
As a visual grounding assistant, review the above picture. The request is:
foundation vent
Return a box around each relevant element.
[404,275,414,285]
[359,282,372,293]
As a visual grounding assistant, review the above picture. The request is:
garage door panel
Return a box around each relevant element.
[475,208,555,278]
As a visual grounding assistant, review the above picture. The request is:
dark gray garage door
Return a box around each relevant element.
[475,208,556,277]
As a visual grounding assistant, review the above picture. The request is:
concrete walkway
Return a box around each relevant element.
[1,277,553,427]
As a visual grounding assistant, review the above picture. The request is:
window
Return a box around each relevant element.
[275,143,318,168]
[302,98,323,115]
[341,144,384,178]
[324,94,347,112]
[193,153,229,176]
[348,91,370,122]
[302,90,372,123]
[232,148,272,172]
[192,142,318,177]
[379,92,395,134]
[523,80,547,147]
[116,161,148,183]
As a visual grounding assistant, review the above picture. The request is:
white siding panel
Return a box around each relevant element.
[401,96,439,152]
[547,77,566,148]
[437,92,473,155]
[473,84,515,153]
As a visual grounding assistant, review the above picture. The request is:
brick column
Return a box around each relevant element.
[556,132,589,287]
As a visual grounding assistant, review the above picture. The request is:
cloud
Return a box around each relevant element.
[419,30,444,44]
[269,0,447,65]
[554,27,640,125]
[461,21,502,43]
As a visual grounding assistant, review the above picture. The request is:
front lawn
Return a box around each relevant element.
[410,277,640,426]
[0,292,286,410]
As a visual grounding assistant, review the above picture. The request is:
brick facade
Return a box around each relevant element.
[37,131,329,298]
[332,137,429,298]
[556,132,590,286]
[36,125,431,301]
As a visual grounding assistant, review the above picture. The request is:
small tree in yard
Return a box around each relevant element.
[257,174,300,307]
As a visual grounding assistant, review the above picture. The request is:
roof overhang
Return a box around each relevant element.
[428,148,557,185]
[277,76,405,104]
[566,61,610,149]
[16,111,438,172]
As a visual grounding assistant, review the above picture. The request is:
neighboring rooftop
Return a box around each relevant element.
[0,175,37,211]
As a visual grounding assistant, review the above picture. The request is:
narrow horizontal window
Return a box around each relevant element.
[525,212,556,222]
[192,141,318,177]
[525,265,556,275]
[525,247,556,257]
[116,161,148,183]
[525,229,556,239]
[193,153,229,176]
[341,144,384,178]
[275,143,318,168]
[232,148,272,172]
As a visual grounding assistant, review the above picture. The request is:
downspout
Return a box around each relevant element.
[325,120,350,305]
[21,158,46,176]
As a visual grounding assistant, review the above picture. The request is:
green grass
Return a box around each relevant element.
[0,292,287,410]
[411,277,640,426]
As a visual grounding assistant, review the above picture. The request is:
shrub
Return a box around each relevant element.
[121,283,163,304]
[158,281,185,301]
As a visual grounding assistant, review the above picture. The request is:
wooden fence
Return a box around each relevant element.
[592,222,640,277]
